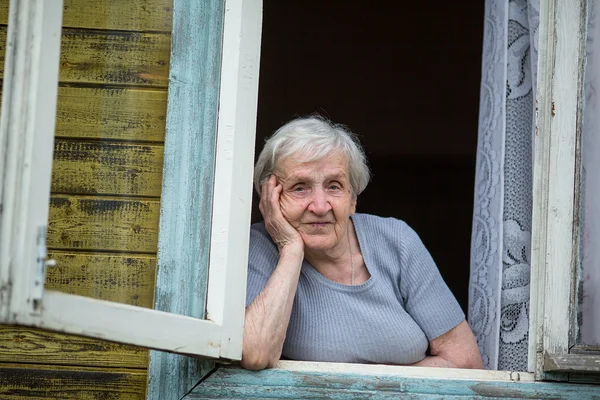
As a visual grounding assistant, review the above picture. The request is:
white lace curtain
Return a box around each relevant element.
[469,0,538,371]
[470,0,600,371]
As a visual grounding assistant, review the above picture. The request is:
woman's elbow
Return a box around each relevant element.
[240,345,280,370]
[437,346,483,369]
[240,356,267,371]
[465,352,484,369]
[240,333,281,370]
[455,349,484,369]
[240,320,281,371]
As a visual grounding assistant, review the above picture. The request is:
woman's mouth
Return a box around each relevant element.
[307,222,331,228]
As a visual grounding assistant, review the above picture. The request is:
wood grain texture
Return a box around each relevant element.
[569,373,600,385]
[272,360,535,382]
[188,366,600,399]
[0,363,147,399]
[530,0,588,380]
[58,28,171,87]
[0,0,173,31]
[45,252,157,307]
[571,345,600,355]
[52,140,164,197]
[147,0,225,398]
[56,87,167,141]
[0,251,155,368]
[544,353,600,373]
[201,0,262,361]
[0,327,148,368]
[47,195,160,253]
[529,0,554,374]
[0,27,171,87]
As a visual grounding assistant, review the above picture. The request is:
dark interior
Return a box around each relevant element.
[253,1,484,314]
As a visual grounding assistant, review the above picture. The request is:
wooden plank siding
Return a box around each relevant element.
[0,364,147,400]
[56,29,171,87]
[0,252,156,368]
[0,27,171,87]
[55,87,168,142]
[0,87,168,142]
[45,252,157,307]
[0,0,172,397]
[0,0,173,32]
[0,328,149,369]
[51,140,164,196]
[48,196,160,253]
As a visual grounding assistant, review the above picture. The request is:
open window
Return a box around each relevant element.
[0,0,598,398]
[0,0,261,366]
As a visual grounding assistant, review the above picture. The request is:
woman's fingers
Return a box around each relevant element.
[269,184,284,217]
[262,176,284,224]
[259,175,277,218]
[259,175,302,249]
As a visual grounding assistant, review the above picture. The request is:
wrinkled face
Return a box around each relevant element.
[275,152,356,252]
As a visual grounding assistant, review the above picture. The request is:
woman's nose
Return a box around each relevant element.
[308,189,331,215]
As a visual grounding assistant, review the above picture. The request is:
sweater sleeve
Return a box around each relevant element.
[398,220,465,340]
[245,222,280,307]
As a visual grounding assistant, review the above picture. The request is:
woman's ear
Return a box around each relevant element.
[350,197,357,215]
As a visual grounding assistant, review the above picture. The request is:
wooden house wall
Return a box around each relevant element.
[0,1,173,398]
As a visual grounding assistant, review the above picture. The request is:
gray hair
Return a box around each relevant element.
[254,116,370,198]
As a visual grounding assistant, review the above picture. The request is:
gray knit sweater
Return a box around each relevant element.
[246,213,465,364]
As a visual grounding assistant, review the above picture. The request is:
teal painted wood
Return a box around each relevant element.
[147,0,225,399]
[186,366,600,399]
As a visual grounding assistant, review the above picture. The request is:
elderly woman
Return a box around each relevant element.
[241,116,482,370]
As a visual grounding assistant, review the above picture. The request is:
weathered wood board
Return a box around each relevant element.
[0,252,156,368]
[189,366,600,399]
[147,0,225,397]
[0,0,173,32]
[0,363,147,399]
[52,140,164,197]
[56,87,168,142]
[0,86,167,141]
[48,196,160,253]
[57,29,171,87]
[0,327,148,369]
[0,27,171,87]
[46,252,157,307]
[544,353,600,373]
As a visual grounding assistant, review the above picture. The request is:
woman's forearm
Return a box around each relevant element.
[241,246,304,370]
[412,321,483,369]
[410,356,456,368]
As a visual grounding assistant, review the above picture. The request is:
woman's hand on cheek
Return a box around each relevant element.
[278,191,295,221]
[259,175,304,252]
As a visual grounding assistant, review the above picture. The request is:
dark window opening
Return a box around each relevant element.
[253,0,484,313]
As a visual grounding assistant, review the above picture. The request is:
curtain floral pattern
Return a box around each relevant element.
[469,0,538,371]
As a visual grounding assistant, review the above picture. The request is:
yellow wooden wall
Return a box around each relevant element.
[0,1,172,398]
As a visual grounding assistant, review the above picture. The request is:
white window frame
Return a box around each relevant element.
[0,0,262,362]
[528,0,600,379]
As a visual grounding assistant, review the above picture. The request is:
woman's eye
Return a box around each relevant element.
[328,184,341,190]
[293,186,305,192]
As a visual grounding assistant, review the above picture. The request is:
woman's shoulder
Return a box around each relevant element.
[248,221,279,268]
[353,213,410,234]
[250,221,276,248]
[353,213,424,253]
[250,220,268,235]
